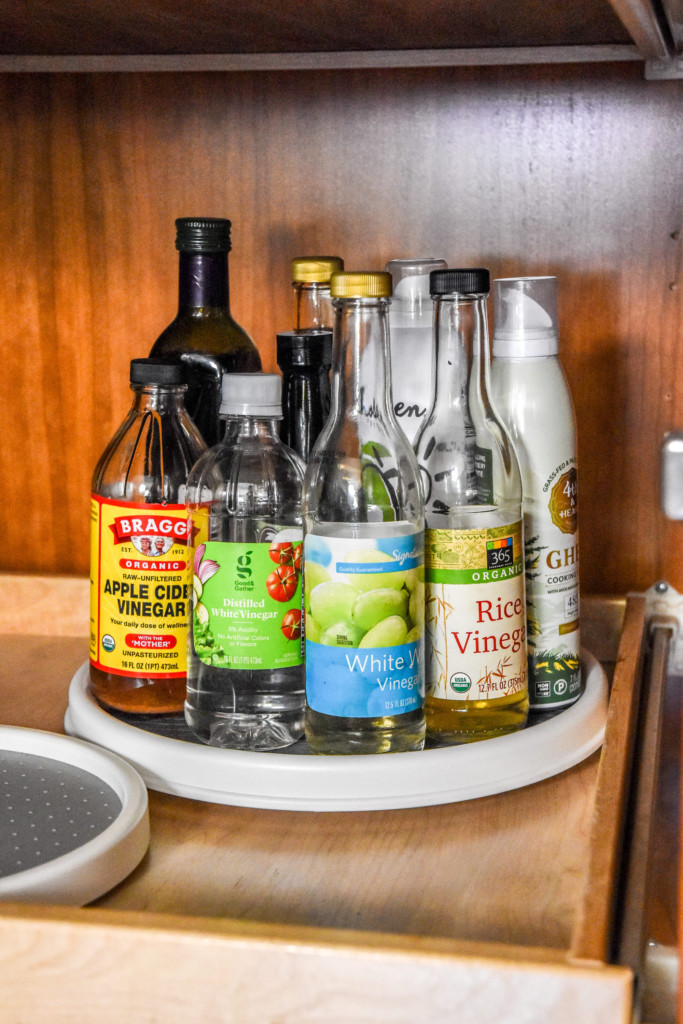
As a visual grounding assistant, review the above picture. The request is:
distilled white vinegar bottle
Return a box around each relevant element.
[491,276,581,713]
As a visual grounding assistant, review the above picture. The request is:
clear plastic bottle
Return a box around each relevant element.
[89,358,206,714]
[292,256,344,330]
[185,372,305,749]
[385,257,447,444]
[414,268,528,743]
[277,329,333,462]
[491,276,581,713]
[150,217,261,447]
[303,271,426,755]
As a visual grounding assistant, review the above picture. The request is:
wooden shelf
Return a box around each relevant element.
[0,578,672,1022]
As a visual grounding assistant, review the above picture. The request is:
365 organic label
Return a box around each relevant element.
[425,521,527,702]
[89,496,192,678]
[190,517,304,671]
[304,529,425,719]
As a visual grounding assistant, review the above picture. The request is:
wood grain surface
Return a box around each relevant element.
[570,595,647,963]
[0,584,665,1022]
[0,907,633,1024]
[0,0,633,57]
[0,628,597,950]
[0,62,681,594]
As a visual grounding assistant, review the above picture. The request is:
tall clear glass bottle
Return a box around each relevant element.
[414,268,528,743]
[90,358,206,714]
[303,271,425,755]
[292,256,344,330]
[185,373,305,750]
[150,217,261,447]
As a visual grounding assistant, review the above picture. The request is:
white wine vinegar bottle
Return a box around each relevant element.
[414,268,528,743]
[491,276,580,714]
[303,271,426,755]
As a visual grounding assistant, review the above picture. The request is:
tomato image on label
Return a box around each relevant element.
[269,540,296,565]
[189,530,304,671]
[281,608,302,641]
[266,564,299,602]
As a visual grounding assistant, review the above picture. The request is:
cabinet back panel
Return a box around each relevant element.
[0,63,681,591]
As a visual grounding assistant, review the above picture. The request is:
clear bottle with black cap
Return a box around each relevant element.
[150,217,261,447]
[414,268,528,744]
[89,358,206,714]
[277,329,333,462]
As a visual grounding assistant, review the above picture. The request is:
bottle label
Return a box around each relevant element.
[526,462,581,708]
[304,530,425,718]
[425,522,527,702]
[190,521,304,670]
[89,496,192,678]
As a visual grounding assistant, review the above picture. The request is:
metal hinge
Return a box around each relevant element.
[635,581,683,671]
[646,54,683,78]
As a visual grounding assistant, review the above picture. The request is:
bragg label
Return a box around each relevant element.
[90,495,194,679]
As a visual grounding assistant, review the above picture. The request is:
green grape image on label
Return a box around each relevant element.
[359,614,408,648]
[308,581,358,630]
[343,548,407,592]
[352,587,409,632]
[305,546,423,650]
[320,621,365,647]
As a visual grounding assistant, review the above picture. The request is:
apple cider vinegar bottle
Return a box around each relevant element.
[89,358,205,714]
[414,268,528,744]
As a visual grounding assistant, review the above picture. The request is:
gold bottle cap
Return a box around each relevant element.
[291,256,344,283]
[329,271,392,299]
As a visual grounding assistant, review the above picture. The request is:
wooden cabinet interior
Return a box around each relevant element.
[0,6,681,594]
[0,0,635,56]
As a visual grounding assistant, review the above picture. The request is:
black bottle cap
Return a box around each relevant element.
[130,358,186,385]
[276,330,334,369]
[175,218,232,253]
[429,268,490,296]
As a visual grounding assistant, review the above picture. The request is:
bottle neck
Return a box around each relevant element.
[221,414,281,442]
[431,292,491,416]
[178,251,230,311]
[130,383,187,415]
[330,297,392,420]
[294,281,333,330]
[280,362,329,379]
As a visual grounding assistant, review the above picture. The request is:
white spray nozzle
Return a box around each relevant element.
[492,276,559,358]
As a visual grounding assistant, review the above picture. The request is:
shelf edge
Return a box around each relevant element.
[0,45,643,74]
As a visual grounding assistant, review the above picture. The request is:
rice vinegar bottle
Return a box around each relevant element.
[414,268,528,743]
[303,271,426,754]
